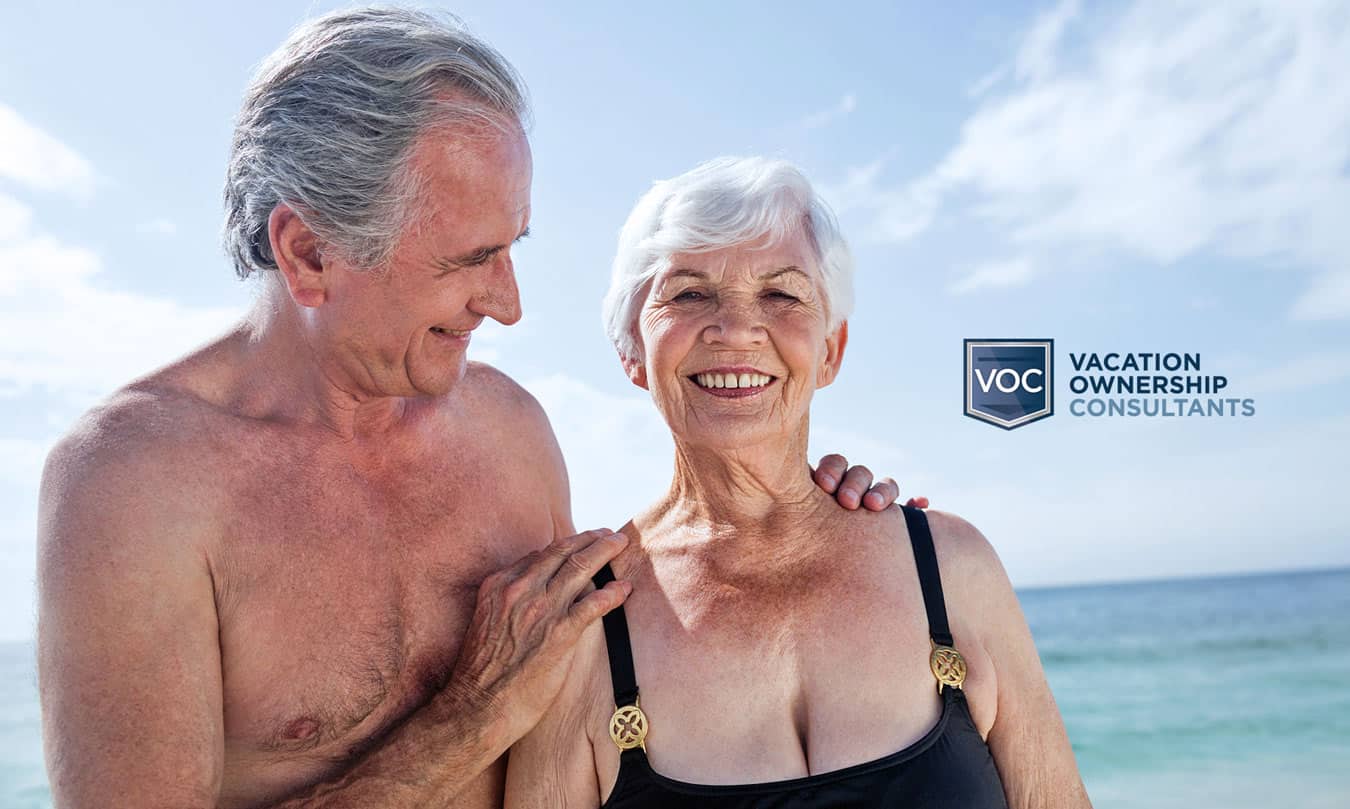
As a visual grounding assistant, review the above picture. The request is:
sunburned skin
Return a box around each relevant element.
[52,354,558,809]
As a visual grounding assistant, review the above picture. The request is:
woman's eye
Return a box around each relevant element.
[765,290,799,302]
[673,290,706,302]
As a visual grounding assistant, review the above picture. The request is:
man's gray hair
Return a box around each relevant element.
[602,156,855,363]
[222,6,530,279]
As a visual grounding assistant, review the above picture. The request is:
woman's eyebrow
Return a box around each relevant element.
[758,266,809,281]
[663,268,707,280]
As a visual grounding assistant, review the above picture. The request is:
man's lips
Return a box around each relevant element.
[429,326,473,342]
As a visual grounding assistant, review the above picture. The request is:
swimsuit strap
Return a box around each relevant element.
[901,505,955,648]
[593,563,640,707]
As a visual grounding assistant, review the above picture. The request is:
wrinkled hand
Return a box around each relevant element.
[812,454,929,511]
[447,528,631,743]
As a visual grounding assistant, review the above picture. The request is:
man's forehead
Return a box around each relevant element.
[411,124,532,184]
[410,129,532,224]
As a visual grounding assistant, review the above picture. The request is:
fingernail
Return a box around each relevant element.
[622,581,634,595]
[820,475,837,488]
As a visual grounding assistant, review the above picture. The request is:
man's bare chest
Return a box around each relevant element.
[209,450,553,788]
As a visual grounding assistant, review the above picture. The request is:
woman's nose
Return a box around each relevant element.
[702,299,765,347]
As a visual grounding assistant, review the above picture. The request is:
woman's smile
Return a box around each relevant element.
[688,367,779,398]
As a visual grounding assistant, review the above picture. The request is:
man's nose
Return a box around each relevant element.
[471,255,522,326]
[703,298,765,347]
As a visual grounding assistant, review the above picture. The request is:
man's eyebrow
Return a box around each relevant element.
[438,225,531,269]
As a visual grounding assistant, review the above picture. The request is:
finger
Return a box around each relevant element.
[835,464,874,510]
[567,579,632,633]
[862,476,899,511]
[521,528,614,584]
[547,531,629,600]
[904,495,930,509]
[812,454,848,493]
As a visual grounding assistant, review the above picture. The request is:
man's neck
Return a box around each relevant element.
[232,288,415,442]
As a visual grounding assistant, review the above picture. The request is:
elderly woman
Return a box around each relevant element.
[505,157,1091,808]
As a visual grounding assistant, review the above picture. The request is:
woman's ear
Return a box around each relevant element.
[817,320,849,389]
[620,352,649,390]
[269,203,328,308]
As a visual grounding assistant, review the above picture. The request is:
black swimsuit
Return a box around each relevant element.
[592,505,1010,808]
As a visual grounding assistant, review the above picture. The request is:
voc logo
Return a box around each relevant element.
[964,339,1054,430]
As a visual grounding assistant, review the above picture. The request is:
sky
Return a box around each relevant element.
[0,0,1348,643]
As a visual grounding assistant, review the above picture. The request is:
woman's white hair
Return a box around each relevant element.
[602,156,854,362]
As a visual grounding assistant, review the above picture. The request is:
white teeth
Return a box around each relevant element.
[694,373,773,390]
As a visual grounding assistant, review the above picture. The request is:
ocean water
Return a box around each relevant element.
[3,566,1348,808]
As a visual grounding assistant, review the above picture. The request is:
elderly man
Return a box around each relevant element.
[35,8,907,809]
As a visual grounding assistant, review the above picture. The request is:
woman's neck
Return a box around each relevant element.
[642,421,835,554]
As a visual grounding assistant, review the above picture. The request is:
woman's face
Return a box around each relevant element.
[632,229,847,452]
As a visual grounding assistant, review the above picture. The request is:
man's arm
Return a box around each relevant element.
[38,426,225,809]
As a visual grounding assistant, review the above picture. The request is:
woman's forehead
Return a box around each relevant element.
[663,233,818,280]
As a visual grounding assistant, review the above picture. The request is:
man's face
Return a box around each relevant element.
[316,125,532,399]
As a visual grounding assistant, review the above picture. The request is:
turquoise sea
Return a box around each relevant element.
[3,566,1348,808]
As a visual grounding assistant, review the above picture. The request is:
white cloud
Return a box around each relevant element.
[943,412,1350,588]
[0,103,96,199]
[796,93,858,131]
[836,0,1350,316]
[0,194,244,400]
[0,437,51,488]
[948,257,1037,295]
[524,373,673,530]
[1244,351,1350,395]
[135,218,177,236]
[1014,0,1080,82]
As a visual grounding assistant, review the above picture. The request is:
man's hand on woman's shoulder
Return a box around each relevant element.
[812,453,929,511]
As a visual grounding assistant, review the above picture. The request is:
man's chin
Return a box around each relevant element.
[411,359,468,398]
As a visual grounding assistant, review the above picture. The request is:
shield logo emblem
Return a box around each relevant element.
[964,339,1054,430]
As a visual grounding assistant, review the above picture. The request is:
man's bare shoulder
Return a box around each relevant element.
[41,381,229,550]
[459,360,556,440]
[49,381,217,473]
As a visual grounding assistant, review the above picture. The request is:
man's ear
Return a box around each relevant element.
[269,203,328,308]
[817,320,849,389]
[620,352,649,390]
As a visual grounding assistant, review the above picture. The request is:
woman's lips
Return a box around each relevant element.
[688,371,777,398]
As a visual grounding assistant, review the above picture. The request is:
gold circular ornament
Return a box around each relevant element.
[929,645,967,692]
[609,703,649,751]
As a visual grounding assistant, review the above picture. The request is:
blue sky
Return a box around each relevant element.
[1,0,1347,642]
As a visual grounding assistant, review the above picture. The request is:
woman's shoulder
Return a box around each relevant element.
[904,507,1019,624]
[912,508,1005,577]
